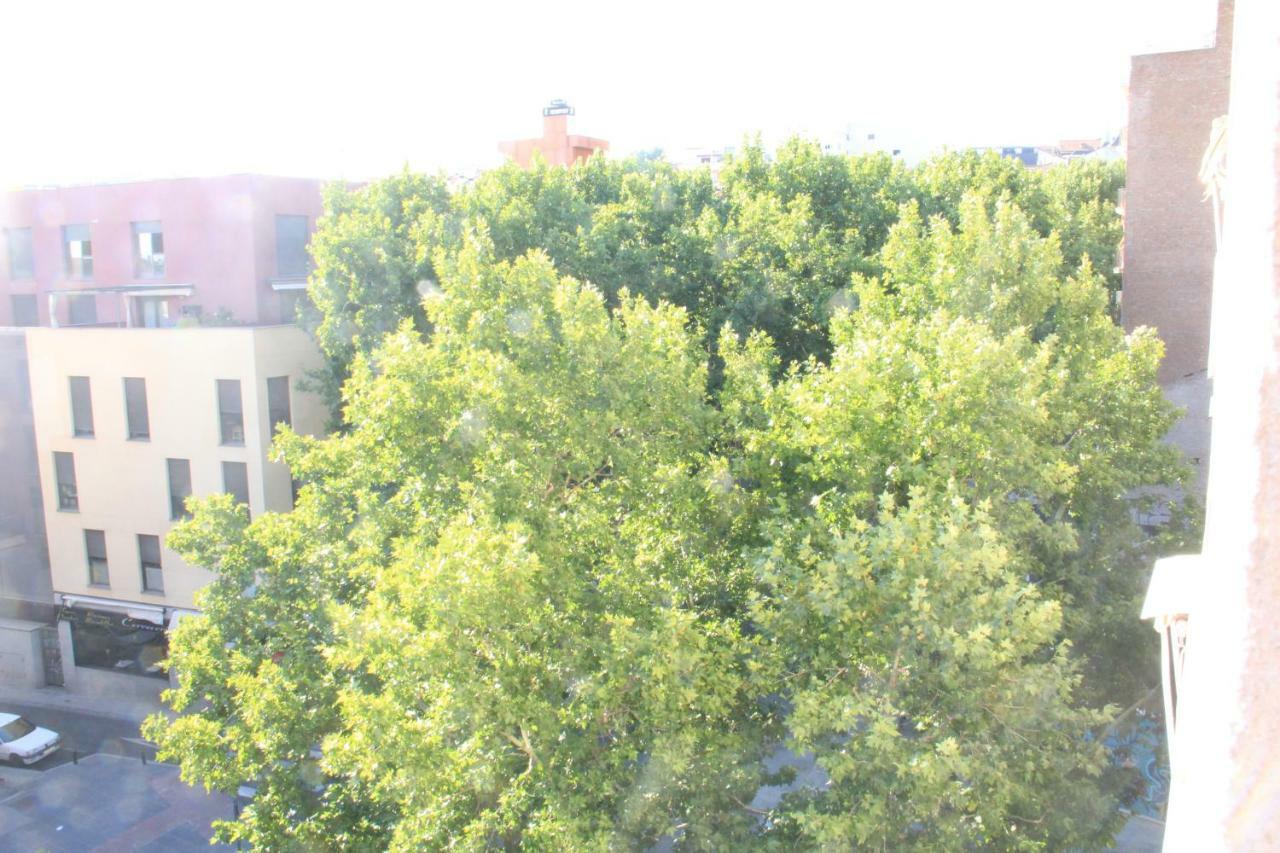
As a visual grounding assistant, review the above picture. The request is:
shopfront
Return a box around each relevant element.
[58,603,168,680]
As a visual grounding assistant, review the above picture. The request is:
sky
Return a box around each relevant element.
[0,0,1219,187]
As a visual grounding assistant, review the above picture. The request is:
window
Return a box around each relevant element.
[54,451,78,511]
[267,376,291,433]
[132,221,165,277]
[6,228,33,279]
[62,224,92,279]
[222,461,250,512]
[138,534,163,593]
[279,290,310,323]
[67,294,97,325]
[63,606,167,678]
[275,215,309,279]
[134,296,171,328]
[69,376,94,437]
[167,458,192,520]
[10,294,37,326]
[85,529,109,586]
[124,377,150,439]
[217,379,244,445]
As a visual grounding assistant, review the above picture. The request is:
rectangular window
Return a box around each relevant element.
[54,451,78,511]
[10,294,38,326]
[67,294,97,325]
[222,461,250,512]
[217,379,244,445]
[132,221,165,278]
[124,377,150,439]
[6,228,34,279]
[85,529,109,586]
[62,224,93,279]
[138,534,163,593]
[167,458,192,520]
[279,290,309,324]
[275,215,310,279]
[267,376,291,433]
[69,376,94,437]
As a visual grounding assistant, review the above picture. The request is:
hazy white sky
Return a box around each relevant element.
[0,0,1218,187]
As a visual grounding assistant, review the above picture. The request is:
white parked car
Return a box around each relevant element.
[0,713,61,766]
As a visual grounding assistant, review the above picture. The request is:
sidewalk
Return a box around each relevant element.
[0,684,167,727]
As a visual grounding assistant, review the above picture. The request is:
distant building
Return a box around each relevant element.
[669,145,736,181]
[0,174,327,329]
[1121,0,1233,497]
[821,125,908,159]
[499,100,609,168]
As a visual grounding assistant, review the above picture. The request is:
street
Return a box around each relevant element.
[0,701,149,770]
[0,697,232,851]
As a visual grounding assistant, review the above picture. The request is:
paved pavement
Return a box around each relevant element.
[0,754,233,852]
[0,684,165,727]
[0,687,232,850]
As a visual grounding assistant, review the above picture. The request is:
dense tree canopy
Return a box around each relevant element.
[303,142,1126,401]
[145,143,1190,850]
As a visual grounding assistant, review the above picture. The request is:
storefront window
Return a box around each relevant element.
[61,606,168,679]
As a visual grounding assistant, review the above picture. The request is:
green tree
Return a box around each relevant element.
[306,171,454,409]
[149,195,1175,849]
[148,239,774,850]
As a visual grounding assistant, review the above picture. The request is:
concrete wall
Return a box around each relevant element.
[25,325,326,611]
[0,331,53,620]
[0,175,325,328]
[0,618,45,688]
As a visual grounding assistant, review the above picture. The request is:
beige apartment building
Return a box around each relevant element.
[25,324,325,697]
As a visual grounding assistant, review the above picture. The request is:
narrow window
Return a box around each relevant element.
[6,228,34,279]
[67,294,97,325]
[275,215,309,279]
[217,379,244,445]
[267,376,291,433]
[69,376,94,437]
[222,461,250,513]
[10,295,38,327]
[85,530,109,586]
[132,221,165,278]
[124,377,150,439]
[167,458,192,520]
[138,534,164,593]
[54,451,78,511]
[62,224,93,279]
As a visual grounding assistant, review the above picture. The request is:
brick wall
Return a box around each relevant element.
[1122,0,1234,384]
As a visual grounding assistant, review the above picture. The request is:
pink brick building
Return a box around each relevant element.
[499,101,609,168]
[0,175,325,329]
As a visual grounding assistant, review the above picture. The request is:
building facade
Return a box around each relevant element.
[23,325,326,697]
[499,101,609,168]
[1142,0,1280,844]
[1121,0,1234,496]
[0,174,334,698]
[0,174,325,330]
